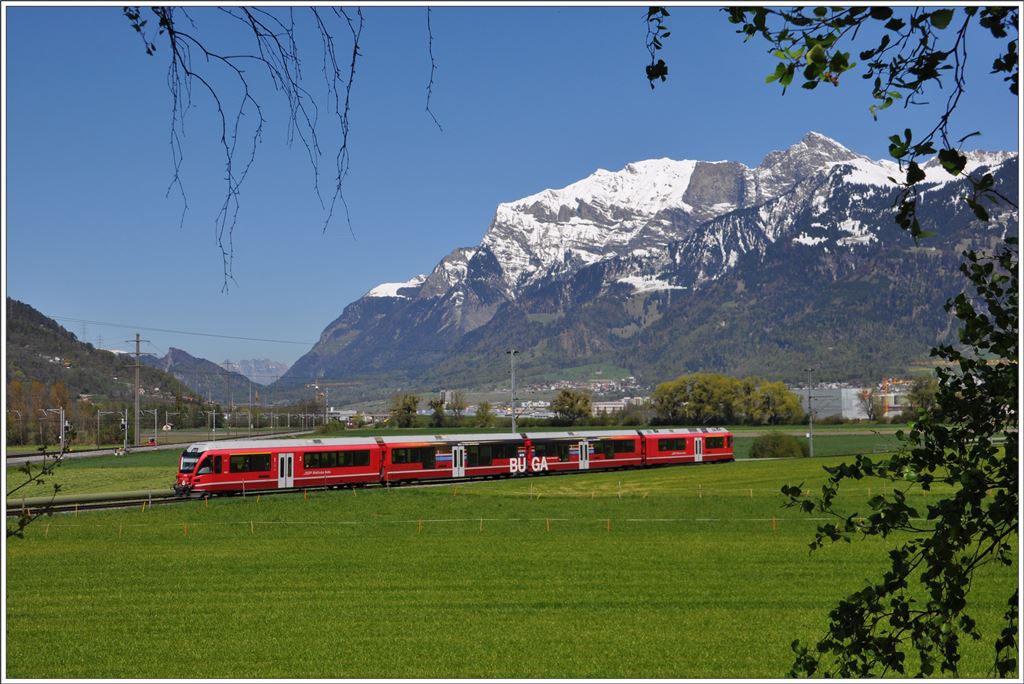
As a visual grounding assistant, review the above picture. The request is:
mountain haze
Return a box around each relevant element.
[277,133,1017,403]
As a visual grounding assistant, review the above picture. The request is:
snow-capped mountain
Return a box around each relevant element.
[278,132,1017,399]
[221,358,290,386]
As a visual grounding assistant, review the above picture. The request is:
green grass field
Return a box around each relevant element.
[5,455,1016,678]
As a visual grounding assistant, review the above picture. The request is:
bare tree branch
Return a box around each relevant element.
[425,7,443,132]
[124,6,365,287]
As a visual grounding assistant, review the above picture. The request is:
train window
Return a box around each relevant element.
[391,447,435,466]
[706,437,725,449]
[657,438,688,452]
[213,456,222,474]
[727,436,733,448]
[466,444,492,467]
[229,453,272,473]
[593,439,637,458]
[179,451,201,473]
[534,442,571,462]
[196,457,213,475]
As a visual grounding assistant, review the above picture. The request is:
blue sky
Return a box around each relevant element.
[4,4,1019,373]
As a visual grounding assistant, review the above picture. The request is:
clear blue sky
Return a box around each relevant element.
[4,4,1019,371]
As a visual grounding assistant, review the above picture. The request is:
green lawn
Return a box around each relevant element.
[5,457,1015,678]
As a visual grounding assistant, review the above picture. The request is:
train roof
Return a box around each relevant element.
[637,427,729,435]
[185,436,379,452]
[522,430,641,440]
[377,432,523,445]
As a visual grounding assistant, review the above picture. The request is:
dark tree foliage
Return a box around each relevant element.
[723,6,1019,240]
[783,241,1018,677]
[646,5,1018,676]
[648,6,1018,240]
[550,389,593,425]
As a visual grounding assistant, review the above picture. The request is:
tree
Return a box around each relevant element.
[699,5,1019,677]
[857,388,886,422]
[475,401,494,428]
[388,393,419,428]
[905,376,939,416]
[550,389,592,425]
[427,398,446,428]
[784,242,1018,677]
[652,373,748,425]
[720,7,1017,241]
[447,391,468,420]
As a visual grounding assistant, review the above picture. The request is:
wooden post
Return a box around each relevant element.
[479,517,483,532]
[417,519,423,534]
[546,518,550,532]
[606,518,612,532]
[250,520,254,534]
[771,515,778,531]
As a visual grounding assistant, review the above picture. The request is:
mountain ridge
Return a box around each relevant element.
[275,132,1017,402]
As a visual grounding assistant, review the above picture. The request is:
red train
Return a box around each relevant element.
[174,427,734,496]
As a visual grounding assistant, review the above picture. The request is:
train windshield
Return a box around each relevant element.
[179,450,202,473]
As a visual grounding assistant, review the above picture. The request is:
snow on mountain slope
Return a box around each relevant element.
[365,274,427,298]
[358,132,1015,307]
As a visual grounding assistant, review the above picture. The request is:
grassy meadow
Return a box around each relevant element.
[5,453,1016,678]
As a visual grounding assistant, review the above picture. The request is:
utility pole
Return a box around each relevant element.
[127,333,150,447]
[804,366,815,459]
[507,349,519,433]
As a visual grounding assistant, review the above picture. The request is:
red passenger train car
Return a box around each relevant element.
[174,427,734,496]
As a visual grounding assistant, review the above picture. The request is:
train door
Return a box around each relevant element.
[579,441,590,470]
[694,439,703,463]
[278,452,294,488]
[452,445,466,478]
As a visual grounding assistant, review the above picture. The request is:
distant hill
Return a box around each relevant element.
[143,348,264,406]
[5,298,195,403]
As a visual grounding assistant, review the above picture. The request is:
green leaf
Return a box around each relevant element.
[807,43,827,64]
[930,9,954,29]
[869,6,893,20]
[766,63,786,83]
[938,148,967,175]
[906,162,926,185]
[966,199,990,221]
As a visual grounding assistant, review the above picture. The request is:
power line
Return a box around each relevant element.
[49,316,314,345]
